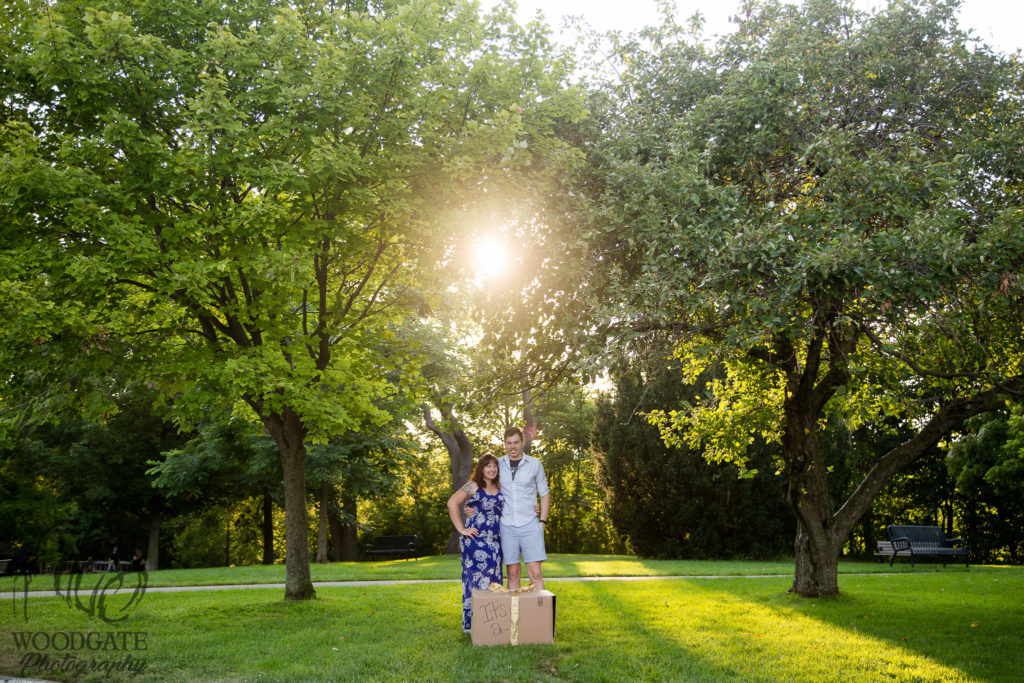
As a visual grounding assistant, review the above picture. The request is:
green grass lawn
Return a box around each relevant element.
[3,560,1021,682]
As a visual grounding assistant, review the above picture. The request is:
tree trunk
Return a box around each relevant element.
[782,365,1021,596]
[328,505,344,562]
[777,332,849,598]
[446,431,473,554]
[792,524,840,597]
[782,381,841,597]
[146,513,160,571]
[262,407,316,600]
[966,500,977,561]
[329,487,359,561]
[523,388,537,448]
[423,405,474,555]
[316,482,329,564]
[861,509,875,557]
[262,491,275,565]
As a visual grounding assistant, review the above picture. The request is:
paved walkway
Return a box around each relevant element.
[0,572,907,600]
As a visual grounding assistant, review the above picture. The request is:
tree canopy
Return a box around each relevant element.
[4,0,1023,596]
[485,0,1024,596]
[1,0,583,598]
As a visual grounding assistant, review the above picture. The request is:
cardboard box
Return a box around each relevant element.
[471,589,556,646]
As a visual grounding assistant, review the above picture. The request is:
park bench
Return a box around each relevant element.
[875,525,968,568]
[364,535,419,561]
[0,559,10,575]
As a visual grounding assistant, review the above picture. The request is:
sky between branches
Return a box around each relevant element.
[489,0,1022,55]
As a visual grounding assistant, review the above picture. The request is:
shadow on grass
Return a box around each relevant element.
[691,569,1024,682]
[5,570,1019,682]
[560,580,750,682]
[558,577,986,682]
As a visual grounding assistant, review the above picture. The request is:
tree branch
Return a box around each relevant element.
[862,326,985,380]
[834,376,1024,537]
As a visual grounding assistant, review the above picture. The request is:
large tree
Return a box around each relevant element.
[0,0,581,598]
[490,0,1024,596]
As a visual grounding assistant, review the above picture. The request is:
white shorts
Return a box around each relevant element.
[500,518,547,565]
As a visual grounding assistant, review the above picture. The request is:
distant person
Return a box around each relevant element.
[130,549,146,572]
[447,453,504,633]
[108,546,120,572]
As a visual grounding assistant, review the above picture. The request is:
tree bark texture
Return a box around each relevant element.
[423,405,473,554]
[332,487,359,562]
[262,406,316,600]
[782,393,842,597]
[792,524,840,596]
[523,388,537,448]
[146,513,160,572]
[329,506,345,562]
[316,482,329,564]
[262,491,275,565]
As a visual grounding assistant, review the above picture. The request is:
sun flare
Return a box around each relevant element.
[472,238,509,284]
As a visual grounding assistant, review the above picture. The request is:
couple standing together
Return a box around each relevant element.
[446,427,549,633]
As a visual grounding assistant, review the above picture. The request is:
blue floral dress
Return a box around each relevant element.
[460,485,503,632]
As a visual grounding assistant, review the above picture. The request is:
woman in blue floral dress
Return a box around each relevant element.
[447,453,503,632]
